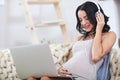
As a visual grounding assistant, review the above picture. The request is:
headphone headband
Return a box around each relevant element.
[92,1,101,13]
[85,0,100,13]
[94,2,100,12]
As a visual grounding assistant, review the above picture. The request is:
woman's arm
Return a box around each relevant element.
[92,32,116,63]
[92,13,116,63]
[66,49,73,61]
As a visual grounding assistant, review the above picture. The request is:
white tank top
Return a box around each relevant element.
[63,39,103,80]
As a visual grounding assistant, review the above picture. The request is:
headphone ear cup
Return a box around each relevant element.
[95,10,101,17]
[95,11,99,17]
[97,10,101,13]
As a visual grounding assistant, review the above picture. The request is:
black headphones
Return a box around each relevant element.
[91,1,101,15]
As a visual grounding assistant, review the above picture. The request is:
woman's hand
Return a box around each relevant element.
[96,12,105,32]
[58,67,71,75]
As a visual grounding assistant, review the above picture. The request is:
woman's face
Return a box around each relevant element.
[78,10,94,32]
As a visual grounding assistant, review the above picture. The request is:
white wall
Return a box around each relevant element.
[0,0,7,49]
[99,0,119,49]
[114,0,120,38]
[0,0,119,49]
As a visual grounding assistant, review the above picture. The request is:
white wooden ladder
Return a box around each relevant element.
[21,0,70,44]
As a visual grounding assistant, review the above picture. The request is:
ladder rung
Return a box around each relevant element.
[41,20,63,24]
[28,0,59,4]
[35,22,65,27]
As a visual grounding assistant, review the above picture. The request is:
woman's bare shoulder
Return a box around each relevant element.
[103,31,116,39]
[74,35,83,41]
[102,31,116,43]
[109,31,116,36]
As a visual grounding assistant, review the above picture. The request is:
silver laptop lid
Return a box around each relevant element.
[10,44,58,79]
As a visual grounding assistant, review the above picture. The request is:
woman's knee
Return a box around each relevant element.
[27,77,36,80]
[41,76,51,80]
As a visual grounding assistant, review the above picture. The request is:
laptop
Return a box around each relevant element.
[10,44,73,80]
[10,43,59,79]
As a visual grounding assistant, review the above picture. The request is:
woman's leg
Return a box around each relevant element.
[40,76,52,80]
[27,76,73,80]
[27,76,53,80]
[40,76,73,80]
[27,77,36,80]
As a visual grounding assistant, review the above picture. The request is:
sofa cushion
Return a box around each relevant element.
[110,48,120,80]
[49,43,73,70]
[0,49,21,80]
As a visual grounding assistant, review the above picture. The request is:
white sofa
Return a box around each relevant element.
[0,43,120,80]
